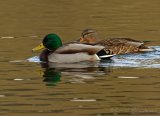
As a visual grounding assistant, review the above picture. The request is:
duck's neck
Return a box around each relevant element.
[39,49,51,62]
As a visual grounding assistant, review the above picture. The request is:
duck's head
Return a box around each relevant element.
[32,33,62,51]
[78,29,98,44]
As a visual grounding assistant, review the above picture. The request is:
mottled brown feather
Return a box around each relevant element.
[78,32,154,54]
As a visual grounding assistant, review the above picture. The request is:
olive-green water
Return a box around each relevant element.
[0,0,160,116]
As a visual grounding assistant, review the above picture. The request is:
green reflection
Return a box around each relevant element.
[40,63,61,86]
[40,61,113,86]
[42,68,61,86]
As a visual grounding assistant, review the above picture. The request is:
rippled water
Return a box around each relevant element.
[28,46,160,68]
[104,46,160,68]
[0,0,160,116]
[3,46,158,116]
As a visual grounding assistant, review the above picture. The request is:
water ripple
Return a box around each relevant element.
[27,46,160,68]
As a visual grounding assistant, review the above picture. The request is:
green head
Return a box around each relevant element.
[43,33,62,51]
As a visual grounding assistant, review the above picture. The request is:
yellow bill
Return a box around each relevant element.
[32,43,45,52]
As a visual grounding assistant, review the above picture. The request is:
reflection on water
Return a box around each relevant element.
[28,46,160,86]
[19,46,160,115]
[1,0,160,115]
[28,46,160,69]
[1,47,159,116]
[40,61,112,86]
[42,68,61,86]
[23,48,160,115]
[105,46,160,68]
[1,52,160,116]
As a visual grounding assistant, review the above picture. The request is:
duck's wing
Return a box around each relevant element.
[97,38,148,54]
[98,38,144,47]
[54,43,104,55]
[106,38,156,52]
[117,38,145,47]
[108,38,143,43]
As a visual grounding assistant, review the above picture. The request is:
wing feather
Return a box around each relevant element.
[54,43,104,55]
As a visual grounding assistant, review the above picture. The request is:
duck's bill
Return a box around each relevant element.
[32,43,45,52]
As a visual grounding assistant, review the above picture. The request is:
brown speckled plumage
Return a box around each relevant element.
[78,29,154,55]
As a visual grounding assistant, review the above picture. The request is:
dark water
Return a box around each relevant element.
[0,0,160,116]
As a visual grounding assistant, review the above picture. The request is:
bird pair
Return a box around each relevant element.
[32,29,154,63]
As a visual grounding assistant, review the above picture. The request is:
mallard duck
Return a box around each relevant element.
[78,29,155,55]
[32,33,113,63]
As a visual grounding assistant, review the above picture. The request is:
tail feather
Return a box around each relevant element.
[139,47,156,52]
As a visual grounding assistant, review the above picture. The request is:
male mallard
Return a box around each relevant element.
[32,33,113,63]
[78,29,155,55]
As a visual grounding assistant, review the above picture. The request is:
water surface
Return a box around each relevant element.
[0,0,160,116]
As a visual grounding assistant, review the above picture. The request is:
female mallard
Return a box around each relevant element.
[78,29,155,55]
[32,33,112,63]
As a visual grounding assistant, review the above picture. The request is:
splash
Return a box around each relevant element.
[111,46,160,68]
[97,46,160,68]
[25,46,160,68]
[26,56,41,63]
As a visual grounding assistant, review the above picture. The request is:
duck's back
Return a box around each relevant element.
[97,38,153,54]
